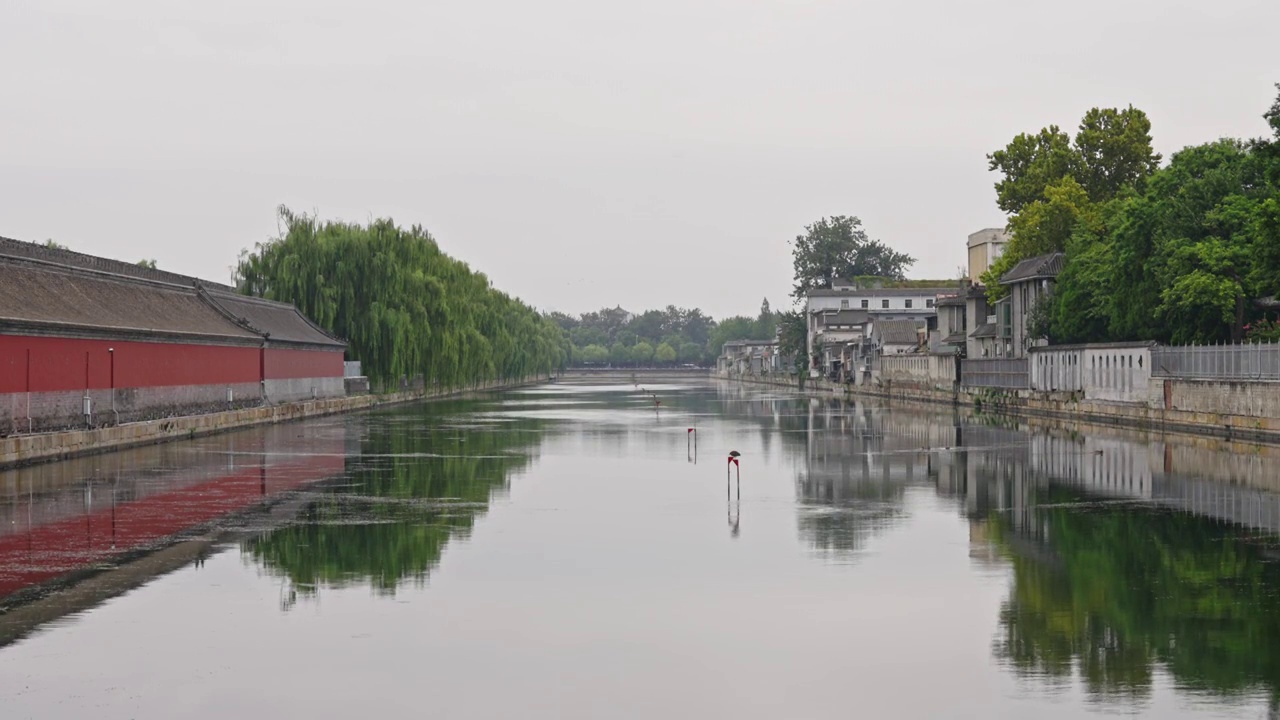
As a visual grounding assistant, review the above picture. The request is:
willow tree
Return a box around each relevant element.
[235,207,566,387]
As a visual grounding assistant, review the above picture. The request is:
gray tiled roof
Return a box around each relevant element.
[0,236,346,349]
[206,291,344,348]
[970,323,999,339]
[941,331,968,345]
[876,320,925,345]
[819,309,871,326]
[1000,252,1065,284]
[0,262,261,341]
[808,287,958,298]
[0,235,236,291]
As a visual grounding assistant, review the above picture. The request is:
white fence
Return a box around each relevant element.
[1030,343,1152,402]
[1151,342,1280,380]
[880,354,958,388]
[961,358,1029,389]
[344,361,363,378]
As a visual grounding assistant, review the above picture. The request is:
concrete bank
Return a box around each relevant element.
[724,374,1280,446]
[0,376,549,470]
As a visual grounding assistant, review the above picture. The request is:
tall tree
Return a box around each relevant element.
[1073,106,1162,202]
[235,207,567,387]
[790,216,915,298]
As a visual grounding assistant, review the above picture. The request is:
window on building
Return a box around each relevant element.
[860,299,868,309]
[905,299,913,309]
[840,299,849,310]
[882,299,889,309]
[926,298,935,308]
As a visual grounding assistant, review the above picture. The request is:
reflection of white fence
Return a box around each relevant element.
[961,358,1029,389]
[1151,342,1280,380]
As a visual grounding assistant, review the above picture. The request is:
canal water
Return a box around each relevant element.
[3,378,1280,719]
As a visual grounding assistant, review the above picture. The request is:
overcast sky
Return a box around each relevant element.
[2,1,1277,319]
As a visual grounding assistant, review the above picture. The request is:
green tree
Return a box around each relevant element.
[776,310,808,373]
[790,216,915,297]
[982,176,1098,302]
[654,342,677,365]
[631,341,655,366]
[136,259,158,269]
[609,342,630,366]
[678,342,703,364]
[988,126,1079,215]
[580,344,609,364]
[985,106,1160,304]
[235,207,566,387]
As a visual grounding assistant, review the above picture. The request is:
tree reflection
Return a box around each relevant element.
[987,479,1280,702]
[243,401,547,603]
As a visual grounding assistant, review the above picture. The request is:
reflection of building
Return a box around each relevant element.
[0,419,350,645]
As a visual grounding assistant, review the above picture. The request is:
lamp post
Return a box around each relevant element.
[108,347,119,426]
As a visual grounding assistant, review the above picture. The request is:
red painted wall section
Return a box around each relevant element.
[0,335,260,393]
[264,348,344,380]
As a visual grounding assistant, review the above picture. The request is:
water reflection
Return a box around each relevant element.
[243,400,549,605]
[714,381,1280,708]
[0,420,348,645]
[961,419,1280,709]
[8,379,1280,717]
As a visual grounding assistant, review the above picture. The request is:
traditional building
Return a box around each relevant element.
[998,252,1065,358]
[0,236,347,432]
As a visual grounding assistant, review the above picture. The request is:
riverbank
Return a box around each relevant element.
[723,373,1280,446]
[0,376,548,470]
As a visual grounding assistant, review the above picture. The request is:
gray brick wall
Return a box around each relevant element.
[1,382,262,434]
[264,377,345,403]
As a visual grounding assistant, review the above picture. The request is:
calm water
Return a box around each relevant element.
[3,378,1280,718]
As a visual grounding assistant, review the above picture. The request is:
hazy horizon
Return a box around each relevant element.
[3,0,1277,319]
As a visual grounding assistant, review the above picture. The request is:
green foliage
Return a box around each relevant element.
[991,486,1280,698]
[986,106,1159,304]
[552,305,716,366]
[654,342,677,365]
[790,215,914,298]
[630,341,655,365]
[609,342,629,365]
[1266,83,1280,138]
[43,239,67,250]
[1048,223,1117,344]
[244,401,546,600]
[1245,318,1280,342]
[678,342,702,364]
[1104,138,1277,343]
[988,126,1079,215]
[235,207,566,387]
[579,343,609,364]
[776,310,808,372]
[136,258,158,269]
[1073,106,1162,201]
[984,177,1100,304]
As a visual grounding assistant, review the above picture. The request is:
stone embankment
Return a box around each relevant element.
[725,373,1280,445]
[0,376,548,469]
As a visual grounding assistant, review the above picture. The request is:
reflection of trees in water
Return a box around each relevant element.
[243,401,547,604]
[988,482,1280,707]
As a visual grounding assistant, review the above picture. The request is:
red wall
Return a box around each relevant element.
[264,347,344,380]
[0,335,261,393]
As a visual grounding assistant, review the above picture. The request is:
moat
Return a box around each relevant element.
[3,377,1280,719]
